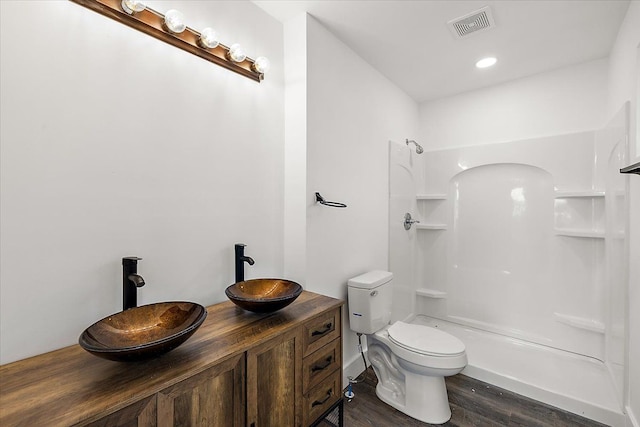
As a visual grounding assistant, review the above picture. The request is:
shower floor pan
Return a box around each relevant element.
[410,315,624,426]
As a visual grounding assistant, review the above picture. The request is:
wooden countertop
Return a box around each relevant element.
[0,291,343,426]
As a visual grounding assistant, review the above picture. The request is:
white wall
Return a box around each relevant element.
[605,2,640,425]
[283,14,308,285]
[293,15,420,379]
[0,1,284,364]
[420,58,608,151]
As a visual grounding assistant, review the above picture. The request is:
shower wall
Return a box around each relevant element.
[390,114,628,375]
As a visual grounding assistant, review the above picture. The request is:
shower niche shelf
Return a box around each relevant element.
[554,189,605,239]
[416,223,447,230]
[554,228,605,239]
[416,288,447,299]
[554,191,605,198]
[416,194,447,200]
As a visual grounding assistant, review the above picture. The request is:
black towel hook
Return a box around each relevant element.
[315,192,347,208]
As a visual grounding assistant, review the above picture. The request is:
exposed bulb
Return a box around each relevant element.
[164,9,186,34]
[252,56,271,74]
[228,44,246,63]
[121,0,145,14]
[199,28,219,49]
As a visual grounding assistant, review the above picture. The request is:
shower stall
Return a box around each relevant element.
[389,104,630,426]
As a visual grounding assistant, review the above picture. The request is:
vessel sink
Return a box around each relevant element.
[225,279,303,313]
[79,302,207,362]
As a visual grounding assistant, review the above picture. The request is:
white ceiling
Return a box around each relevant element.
[253,0,630,102]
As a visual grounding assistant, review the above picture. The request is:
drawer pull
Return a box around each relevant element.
[311,356,333,372]
[311,389,333,407]
[311,323,333,336]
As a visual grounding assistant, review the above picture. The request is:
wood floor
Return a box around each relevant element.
[341,368,608,427]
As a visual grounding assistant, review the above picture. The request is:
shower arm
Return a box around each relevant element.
[405,139,424,154]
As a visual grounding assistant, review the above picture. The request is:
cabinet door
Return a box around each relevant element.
[157,353,245,427]
[82,395,157,427]
[246,328,302,427]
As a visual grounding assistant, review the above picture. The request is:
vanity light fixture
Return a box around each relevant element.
[70,0,269,82]
[475,56,497,68]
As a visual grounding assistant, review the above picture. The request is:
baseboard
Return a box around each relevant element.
[627,406,639,427]
[342,350,369,389]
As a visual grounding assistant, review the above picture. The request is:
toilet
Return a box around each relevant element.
[347,271,467,424]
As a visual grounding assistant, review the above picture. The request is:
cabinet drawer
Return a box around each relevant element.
[302,308,341,357]
[302,369,341,427]
[303,338,341,393]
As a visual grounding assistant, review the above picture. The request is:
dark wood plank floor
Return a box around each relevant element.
[342,368,608,427]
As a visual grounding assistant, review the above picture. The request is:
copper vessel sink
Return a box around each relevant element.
[225,279,303,313]
[79,302,207,362]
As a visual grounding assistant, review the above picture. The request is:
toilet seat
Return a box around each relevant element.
[387,322,465,357]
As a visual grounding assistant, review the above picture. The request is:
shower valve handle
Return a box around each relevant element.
[403,213,420,230]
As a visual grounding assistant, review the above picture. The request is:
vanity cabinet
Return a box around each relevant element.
[0,291,342,427]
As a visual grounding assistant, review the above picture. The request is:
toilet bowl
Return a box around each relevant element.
[347,271,467,424]
[368,322,467,424]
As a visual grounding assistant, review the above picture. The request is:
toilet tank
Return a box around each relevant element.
[347,271,393,334]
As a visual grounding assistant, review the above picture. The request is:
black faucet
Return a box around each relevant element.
[123,257,145,310]
[235,244,255,283]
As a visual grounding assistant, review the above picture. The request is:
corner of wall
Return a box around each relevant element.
[627,405,640,427]
[283,13,308,284]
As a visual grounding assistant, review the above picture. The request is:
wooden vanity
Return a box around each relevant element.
[0,291,343,427]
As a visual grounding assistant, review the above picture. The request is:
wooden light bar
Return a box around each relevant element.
[70,0,264,82]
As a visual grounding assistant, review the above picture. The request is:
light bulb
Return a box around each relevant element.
[199,28,219,49]
[228,44,246,63]
[252,56,271,74]
[121,0,145,14]
[475,57,497,69]
[164,9,186,34]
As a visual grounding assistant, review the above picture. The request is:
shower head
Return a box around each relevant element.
[406,139,424,154]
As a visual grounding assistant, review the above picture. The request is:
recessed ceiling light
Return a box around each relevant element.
[476,57,497,69]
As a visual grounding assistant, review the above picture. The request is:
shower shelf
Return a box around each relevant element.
[416,288,447,299]
[554,228,605,239]
[554,312,605,334]
[416,194,447,200]
[416,223,447,230]
[554,191,604,198]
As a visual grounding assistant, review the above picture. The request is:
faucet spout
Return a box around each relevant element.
[123,257,144,310]
[128,273,145,288]
[235,244,255,283]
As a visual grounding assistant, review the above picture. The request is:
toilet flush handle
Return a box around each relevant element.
[371,290,378,297]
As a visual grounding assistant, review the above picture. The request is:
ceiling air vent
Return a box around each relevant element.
[447,6,495,39]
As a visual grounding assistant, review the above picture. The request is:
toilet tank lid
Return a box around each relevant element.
[348,271,393,289]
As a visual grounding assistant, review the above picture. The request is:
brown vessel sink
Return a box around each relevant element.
[225,279,303,313]
[79,302,207,362]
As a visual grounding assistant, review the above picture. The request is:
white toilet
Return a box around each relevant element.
[347,271,467,424]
